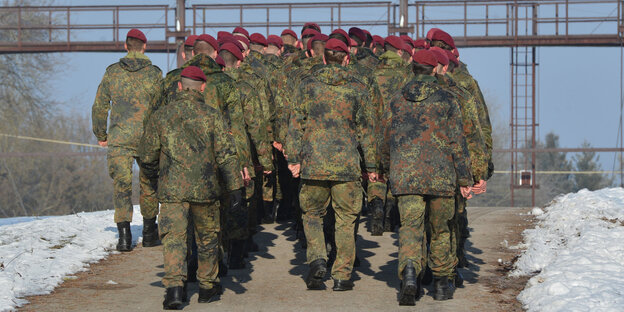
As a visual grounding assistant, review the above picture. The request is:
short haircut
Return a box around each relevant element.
[430,40,453,51]
[126,37,144,51]
[324,49,347,65]
[218,49,238,67]
[311,40,325,56]
[184,45,194,57]
[328,33,349,46]
[180,77,204,90]
[412,62,435,76]
[250,43,265,53]
[384,44,398,53]
[281,34,297,45]
[447,61,456,73]
[351,36,363,47]
[193,40,216,55]
[365,33,373,47]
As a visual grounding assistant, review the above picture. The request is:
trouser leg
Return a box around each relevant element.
[427,196,457,277]
[299,179,331,264]
[397,194,426,278]
[191,201,221,289]
[136,157,158,219]
[330,180,362,280]
[159,202,189,288]
[108,155,134,223]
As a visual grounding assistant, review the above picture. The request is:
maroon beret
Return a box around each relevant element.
[220,42,244,61]
[330,29,350,45]
[412,50,438,67]
[232,27,249,39]
[196,34,218,51]
[363,29,372,37]
[303,22,321,33]
[181,66,206,82]
[236,35,250,49]
[306,34,328,51]
[325,38,349,54]
[348,27,367,43]
[217,31,232,40]
[249,33,268,46]
[267,35,283,48]
[126,28,147,43]
[184,35,198,47]
[400,35,414,48]
[372,35,384,46]
[426,28,442,41]
[215,55,225,68]
[384,35,403,50]
[281,29,298,39]
[431,29,456,49]
[400,42,413,56]
[445,49,459,66]
[219,36,244,52]
[429,47,449,65]
[413,39,427,49]
[302,28,320,38]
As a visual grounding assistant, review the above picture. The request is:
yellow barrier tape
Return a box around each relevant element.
[0,133,104,149]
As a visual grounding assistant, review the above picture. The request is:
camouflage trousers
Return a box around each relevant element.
[452,193,469,264]
[300,179,362,280]
[220,181,253,242]
[397,195,456,278]
[107,153,158,223]
[159,201,221,289]
[367,181,387,203]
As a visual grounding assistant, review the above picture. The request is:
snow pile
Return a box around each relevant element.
[512,188,624,312]
[0,207,143,312]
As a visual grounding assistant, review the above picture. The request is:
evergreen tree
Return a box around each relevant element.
[573,141,613,191]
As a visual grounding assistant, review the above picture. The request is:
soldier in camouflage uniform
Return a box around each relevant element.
[280,29,300,57]
[287,39,378,291]
[264,35,284,70]
[380,50,473,305]
[368,35,412,235]
[92,29,162,252]
[140,66,244,309]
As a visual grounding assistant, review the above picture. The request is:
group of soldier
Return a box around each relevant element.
[92,23,492,310]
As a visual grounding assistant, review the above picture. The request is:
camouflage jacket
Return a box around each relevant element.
[263,54,283,71]
[92,52,162,155]
[353,47,380,74]
[381,75,472,196]
[438,74,488,182]
[245,50,270,79]
[186,54,252,171]
[282,44,300,58]
[449,62,493,173]
[287,64,377,181]
[139,89,243,202]
[226,66,274,171]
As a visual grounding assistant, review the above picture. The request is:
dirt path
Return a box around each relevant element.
[21,206,533,312]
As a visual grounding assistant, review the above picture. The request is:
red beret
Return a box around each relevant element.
[325,38,349,54]
[219,36,244,52]
[349,38,357,48]
[348,27,367,43]
[181,66,206,82]
[236,35,250,50]
[400,42,413,56]
[126,28,146,43]
[250,33,267,46]
[215,55,225,68]
[429,47,449,65]
[445,49,459,66]
[302,28,320,38]
[303,22,321,33]
[267,35,283,48]
[426,28,442,41]
[232,27,249,39]
[217,31,232,40]
[196,34,218,51]
[384,35,403,50]
[363,29,372,37]
[281,29,298,39]
[184,35,198,47]
[400,35,414,48]
[330,29,350,45]
[372,35,384,46]
[431,29,456,49]
[413,39,427,49]
[220,42,244,61]
[306,34,328,51]
[412,50,438,67]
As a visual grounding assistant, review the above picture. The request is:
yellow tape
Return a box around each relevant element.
[0,133,105,149]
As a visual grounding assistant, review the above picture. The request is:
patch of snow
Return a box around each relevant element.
[511,188,624,312]
[530,207,544,216]
[0,206,143,312]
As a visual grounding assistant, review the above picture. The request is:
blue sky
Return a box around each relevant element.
[45,0,623,172]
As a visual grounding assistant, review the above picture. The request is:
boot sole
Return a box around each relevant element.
[163,300,183,310]
[142,240,160,247]
[398,282,417,306]
[116,245,132,252]
[306,266,327,290]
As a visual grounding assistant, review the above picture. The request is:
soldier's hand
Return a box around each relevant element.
[98,141,108,147]
[473,180,487,194]
[288,163,301,178]
[368,172,379,182]
[272,141,284,152]
[263,170,272,175]
[460,186,473,199]
[242,167,251,186]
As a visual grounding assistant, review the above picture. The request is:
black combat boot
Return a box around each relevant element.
[383,198,396,232]
[228,239,246,270]
[142,217,160,247]
[399,260,419,306]
[187,255,198,283]
[454,268,464,288]
[198,284,222,303]
[421,265,433,285]
[116,221,132,252]
[163,286,185,310]
[246,236,259,252]
[261,201,275,224]
[433,276,454,301]
[218,259,228,277]
[369,198,384,236]
[332,279,354,291]
[305,259,327,290]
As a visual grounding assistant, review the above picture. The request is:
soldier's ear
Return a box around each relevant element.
[177,81,183,91]
[200,83,206,92]
[141,43,146,54]
[236,59,242,68]
[124,42,128,52]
